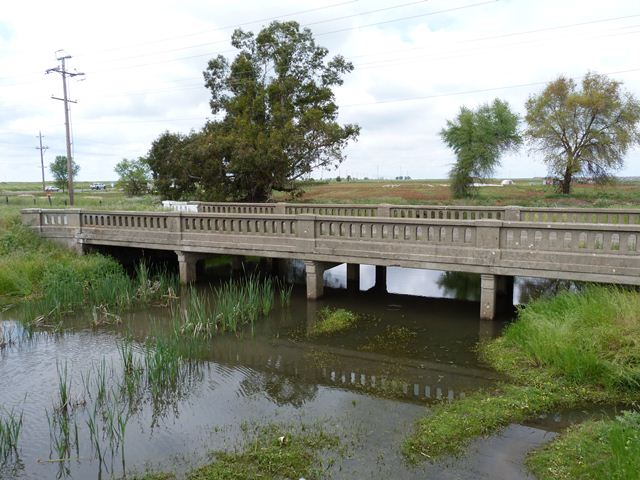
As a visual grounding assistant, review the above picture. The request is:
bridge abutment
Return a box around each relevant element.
[480,274,514,320]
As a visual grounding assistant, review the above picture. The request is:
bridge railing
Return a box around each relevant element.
[21,207,640,287]
[187,202,640,225]
[23,208,640,261]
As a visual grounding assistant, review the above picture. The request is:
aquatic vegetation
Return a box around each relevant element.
[527,409,640,480]
[0,407,23,460]
[308,308,358,337]
[186,424,340,480]
[17,260,178,328]
[404,285,640,465]
[276,278,293,306]
[177,275,276,338]
[359,325,417,354]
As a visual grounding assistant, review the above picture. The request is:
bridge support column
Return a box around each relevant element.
[480,274,514,320]
[375,265,387,293]
[230,255,244,272]
[346,263,360,291]
[176,251,198,284]
[304,260,326,299]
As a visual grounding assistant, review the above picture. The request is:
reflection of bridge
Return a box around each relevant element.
[22,202,640,319]
[209,336,500,403]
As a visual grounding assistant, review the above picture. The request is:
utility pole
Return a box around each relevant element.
[46,51,84,205]
[35,131,49,192]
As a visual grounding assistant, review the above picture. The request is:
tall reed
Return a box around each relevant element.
[18,260,179,328]
[176,275,276,338]
[0,408,23,460]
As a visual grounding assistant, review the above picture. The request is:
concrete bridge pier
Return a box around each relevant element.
[375,265,387,293]
[480,274,514,320]
[231,255,244,272]
[346,264,360,291]
[304,260,327,299]
[176,251,211,284]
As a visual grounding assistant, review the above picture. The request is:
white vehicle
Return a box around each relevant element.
[90,183,106,190]
[44,186,60,192]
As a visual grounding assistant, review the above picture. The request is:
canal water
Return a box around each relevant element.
[0,265,578,479]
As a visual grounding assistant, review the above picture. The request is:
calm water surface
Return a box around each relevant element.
[0,265,575,479]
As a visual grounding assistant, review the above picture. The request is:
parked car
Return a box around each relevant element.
[44,186,60,192]
[90,183,106,190]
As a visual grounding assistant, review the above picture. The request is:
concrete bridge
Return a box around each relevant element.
[21,203,640,319]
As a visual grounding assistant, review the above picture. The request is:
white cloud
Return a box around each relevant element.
[1,0,639,182]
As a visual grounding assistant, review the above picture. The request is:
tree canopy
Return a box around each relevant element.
[525,72,640,194]
[115,158,151,196]
[145,125,227,201]
[441,99,521,198]
[148,21,359,202]
[49,155,79,192]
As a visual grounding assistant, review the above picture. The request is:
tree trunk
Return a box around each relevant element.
[561,168,572,194]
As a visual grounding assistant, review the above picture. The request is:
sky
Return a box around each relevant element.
[1,0,639,182]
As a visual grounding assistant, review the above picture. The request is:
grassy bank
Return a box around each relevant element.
[528,410,640,480]
[0,214,177,323]
[404,286,640,475]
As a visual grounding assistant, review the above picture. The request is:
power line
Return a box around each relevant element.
[75,0,361,58]
[89,1,494,74]
[93,23,640,100]
[340,67,640,108]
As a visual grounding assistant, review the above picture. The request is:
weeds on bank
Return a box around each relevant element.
[404,286,640,465]
[0,216,179,322]
[527,409,640,480]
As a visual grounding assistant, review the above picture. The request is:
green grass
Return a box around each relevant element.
[527,410,640,480]
[486,286,640,391]
[186,424,339,480]
[308,308,358,337]
[0,213,178,323]
[404,285,640,467]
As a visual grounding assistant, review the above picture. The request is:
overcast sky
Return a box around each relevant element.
[1,0,639,182]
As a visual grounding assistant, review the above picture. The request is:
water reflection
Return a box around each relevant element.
[322,262,588,305]
[2,261,593,480]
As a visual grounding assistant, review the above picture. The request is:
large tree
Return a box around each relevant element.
[441,99,521,198]
[115,158,151,196]
[202,21,360,201]
[49,155,79,193]
[145,125,228,201]
[525,72,640,194]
